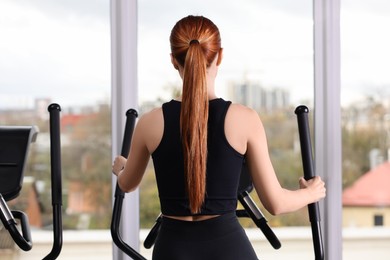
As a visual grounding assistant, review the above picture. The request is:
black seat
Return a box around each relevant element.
[0,126,38,251]
[0,126,38,201]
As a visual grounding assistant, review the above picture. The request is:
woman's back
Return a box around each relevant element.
[151,98,245,216]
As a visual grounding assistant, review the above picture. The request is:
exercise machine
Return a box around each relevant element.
[111,105,327,259]
[0,103,63,259]
[111,109,281,260]
[112,106,325,259]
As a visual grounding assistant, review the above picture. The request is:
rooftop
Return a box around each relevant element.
[343,162,390,207]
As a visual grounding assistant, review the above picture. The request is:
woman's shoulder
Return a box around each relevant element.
[224,102,263,153]
[138,107,163,125]
[227,102,260,120]
[226,102,264,135]
[136,106,164,152]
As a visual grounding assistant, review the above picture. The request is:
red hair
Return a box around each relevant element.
[170,16,221,213]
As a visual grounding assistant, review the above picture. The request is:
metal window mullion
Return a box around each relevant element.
[110,0,139,260]
[313,0,342,259]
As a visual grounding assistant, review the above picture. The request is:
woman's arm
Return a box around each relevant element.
[112,108,163,192]
[244,108,326,216]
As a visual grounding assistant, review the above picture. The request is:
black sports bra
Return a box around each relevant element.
[152,98,244,216]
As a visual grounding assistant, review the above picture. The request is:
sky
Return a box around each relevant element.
[0,0,389,110]
[340,0,390,105]
[0,0,111,109]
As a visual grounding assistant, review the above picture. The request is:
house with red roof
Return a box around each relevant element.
[342,162,390,227]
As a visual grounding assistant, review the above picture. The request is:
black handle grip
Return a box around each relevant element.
[43,103,63,260]
[238,191,281,249]
[48,103,63,206]
[295,105,324,260]
[110,109,146,260]
[143,214,162,249]
[121,109,138,156]
[114,109,138,198]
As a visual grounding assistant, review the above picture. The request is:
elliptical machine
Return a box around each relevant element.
[110,109,282,260]
[111,106,324,260]
[0,103,64,259]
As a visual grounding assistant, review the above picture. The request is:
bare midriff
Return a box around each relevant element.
[163,214,220,222]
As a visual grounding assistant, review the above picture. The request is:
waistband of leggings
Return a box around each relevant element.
[160,212,239,239]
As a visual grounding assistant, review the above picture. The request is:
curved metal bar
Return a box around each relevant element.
[110,109,146,260]
[295,105,324,260]
[43,103,63,260]
[0,195,33,251]
[143,214,162,249]
[238,191,281,249]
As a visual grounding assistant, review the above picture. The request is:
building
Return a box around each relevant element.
[227,81,290,112]
[343,162,390,227]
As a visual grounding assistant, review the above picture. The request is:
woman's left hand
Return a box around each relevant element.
[112,156,127,176]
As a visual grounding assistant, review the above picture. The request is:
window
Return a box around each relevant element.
[0,0,112,258]
[341,0,390,258]
[374,215,384,226]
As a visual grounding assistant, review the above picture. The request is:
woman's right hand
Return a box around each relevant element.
[299,176,326,203]
[112,155,127,176]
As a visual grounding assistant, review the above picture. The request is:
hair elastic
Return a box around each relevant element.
[189,39,199,45]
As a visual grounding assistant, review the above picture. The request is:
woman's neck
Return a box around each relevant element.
[206,76,217,100]
[175,94,218,101]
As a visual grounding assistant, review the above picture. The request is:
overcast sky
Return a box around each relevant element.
[0,0,389,110]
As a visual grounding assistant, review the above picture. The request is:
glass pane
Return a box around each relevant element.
[341,0,390,259]
[138,0,313,258]
[0,0,111,258]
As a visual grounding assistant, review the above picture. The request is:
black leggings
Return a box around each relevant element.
[152,212,258,260]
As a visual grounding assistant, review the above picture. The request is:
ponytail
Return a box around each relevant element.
[170,15,221,214]
[181,41,208,214]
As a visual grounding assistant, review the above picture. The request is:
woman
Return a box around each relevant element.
[112,15,326,260]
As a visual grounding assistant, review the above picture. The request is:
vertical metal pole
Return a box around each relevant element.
[110,0,139,259]
[43,103,63,260]
[313,0,342,259]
